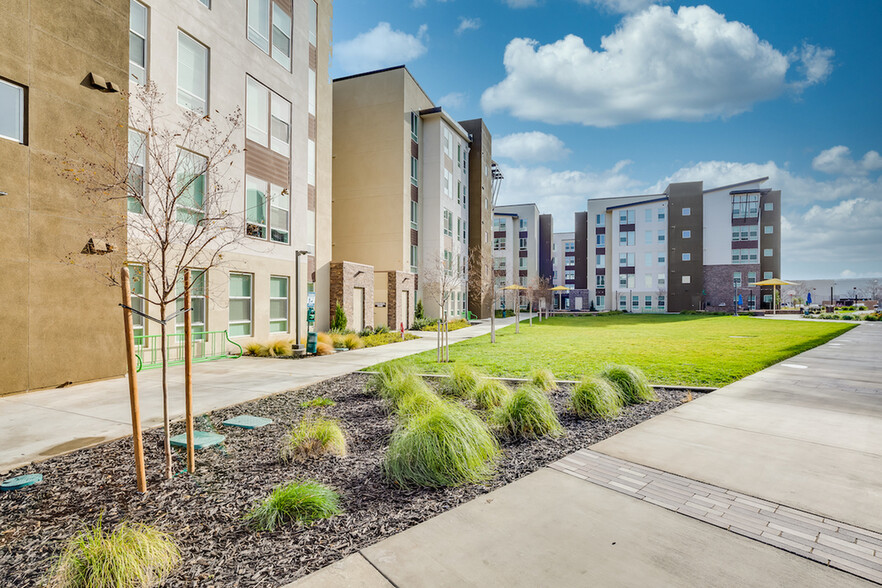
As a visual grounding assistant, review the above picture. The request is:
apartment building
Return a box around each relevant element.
[0,1,130,395]
[572,178,781,313]
[125,0,333,352]
[551,232,576,308]
[459,119,495,318]
[492,204,553,310]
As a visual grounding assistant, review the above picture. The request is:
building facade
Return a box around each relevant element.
[459,118,494,318]
[492,203,553,311]
[552,232,576,308]
[573,178,781,313]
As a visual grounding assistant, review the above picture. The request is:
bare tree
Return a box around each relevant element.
[59,82,245,479]
[525,276,551,324]
[422,253,465,362]
[469,244,499,343]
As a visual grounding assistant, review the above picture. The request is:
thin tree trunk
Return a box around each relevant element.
[159,303,172,479]
[490,299,496,344]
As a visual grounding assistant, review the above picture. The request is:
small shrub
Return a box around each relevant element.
[315,342,334,355]
[268,339,292,357]
[841,314,855,321]
[491,384,564,439]
[48,520,180,588]
[332,302,348,331]
[384,403,499,488]
[529,368,556,393]
[245,481,341,531]
[599,364,657,404]
[343,333,365,349]
[300,397,336,409]
[415,299,425,320]
[474,379,511,410]
[422,318,470,332]
[329,332,347,348]
[395,387,444,419]
[244,342,265,356]
[362,332,418,347]
[358,327,374,337]
[410,317,436,330]
[440,363,483,399]
[373,324,390,334]
[316,332,333,346]
[281,417,347,462]
[570,376,622,419]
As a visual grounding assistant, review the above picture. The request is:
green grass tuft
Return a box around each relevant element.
[529,368,557,392]
[570,375,622,419]
[281,417,347,462]
[395,387,444,420]
[440,363,483,399]
[384,403,499,488]
[491,384,564,439]
[245,480,342,531]
[474,379,511,410]
[343,333,365,349]
[599,364,657,404]
[47,520,180,588]
[300,397,336,409]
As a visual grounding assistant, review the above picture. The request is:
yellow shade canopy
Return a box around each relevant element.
[502,284,527,290]
[550,286,570,291]
[749,278,796,287]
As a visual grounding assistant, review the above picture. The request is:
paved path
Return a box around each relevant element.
[288,322,881,587]
[0,316,525,474]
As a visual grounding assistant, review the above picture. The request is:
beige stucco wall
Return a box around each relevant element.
[0,0,130,395]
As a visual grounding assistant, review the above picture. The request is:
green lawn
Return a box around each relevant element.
[368,315,855,387]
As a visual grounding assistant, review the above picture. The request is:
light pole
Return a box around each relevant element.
[295,250,309,352]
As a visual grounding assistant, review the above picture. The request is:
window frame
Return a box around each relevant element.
[177,30,209,115]
[228,272,253,338]
[175,148,207,225]
[129,0,149,84]
[127,128,147,213]
[269,275,289,333]
[176,269,207,339]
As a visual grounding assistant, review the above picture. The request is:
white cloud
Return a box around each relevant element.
[494,131,571,163]
[578,0,662,14]
[335,23,428,74]
[812,146,882,176]
[437,92,467,111]
[456,17,482,35]
[481,5,833,127]
[790,43,835,91]
[503,0,541,8]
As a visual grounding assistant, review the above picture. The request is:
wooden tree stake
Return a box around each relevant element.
[121,267,147,493]
[184,269,195,474]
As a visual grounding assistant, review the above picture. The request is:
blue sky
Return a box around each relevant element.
[330,0,882,279]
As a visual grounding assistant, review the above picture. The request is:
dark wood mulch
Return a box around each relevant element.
[0,373,704,587]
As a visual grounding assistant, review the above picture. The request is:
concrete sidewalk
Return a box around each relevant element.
[0,316,525,474]
[288,323,881,587]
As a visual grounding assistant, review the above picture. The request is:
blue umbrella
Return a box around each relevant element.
[738,294,743,306]
[806,292,812,304]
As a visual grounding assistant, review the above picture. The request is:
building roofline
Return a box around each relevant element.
[588,192,666,205]
[332,64,407,83]
[494,202,540,212]
[703,177,769,193]
[606,196,668,211]
[419,107,471,141]
[493,212,518,217]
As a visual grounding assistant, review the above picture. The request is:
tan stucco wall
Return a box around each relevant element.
[0,0,129,395]
[313,0,333,332]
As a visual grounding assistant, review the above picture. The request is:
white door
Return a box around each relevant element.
[403,290,410,329]
[353,287,365,332]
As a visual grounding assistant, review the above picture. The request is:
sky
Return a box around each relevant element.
[329,0,882,280]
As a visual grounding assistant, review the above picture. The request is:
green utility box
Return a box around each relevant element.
[306,331,318,354]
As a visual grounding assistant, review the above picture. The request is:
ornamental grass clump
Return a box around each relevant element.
[529,368,557,393]
[268,339,292,357]
[474,378,511,410]
[281,417,347,462]
[384,403,499,488]
[599,364,657,404]
[440,363,483,399]
[245,481,342,531]
[315,342,334,356]
[570,375,622,419]
[395,387,444,420]
[491,384,564,440]
[47,521,180,588]
[343,333,365,349]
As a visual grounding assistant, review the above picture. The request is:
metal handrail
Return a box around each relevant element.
[134,330,243,372]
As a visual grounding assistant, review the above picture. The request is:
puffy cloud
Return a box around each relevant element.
[578,0,662,14]
[481,6,832,126]
[437,92,467,111]
[335,23,428,74]
[456,17,482,35]
[494,131,572,163]
[812,146,882,176]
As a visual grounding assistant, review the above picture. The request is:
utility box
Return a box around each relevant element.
[306,332,318,354]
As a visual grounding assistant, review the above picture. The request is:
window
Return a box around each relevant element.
[682,252,691,261]
[632,295,639,309]
[519,237,527,250]
[129,1,148,83]
[246,77,291,157]
[644,230,652,245]
[519,276,527,286]
[128,129,146,213]
[763,294,773,304]
[519,257,527,270]
[596,234,605,246]
[176,269,206,337]
[457,181,461,205]
[645,209,652,223]
[494,237,505,250]
[596,295,604,309]
[596,214,605,227]
[197,0,210,6]
[245,176,288,243]
[411,112,419,141]
[682,230,691,238]
[177,31,208,114]
[748,272,757,284]
[596,275,605,287]
[443,128,452,157]
[764,271,773,280]
[764,202,774,211]
[229,273,253,337]
[682,275,691,284]
[658,295,665,309]
[596,255,605,268]
[658,208,665,221]
[269,184,289,243]
[411,201,418,230]
[270,276,289,333]
[271,93,291,155]
[764,225,774,234]
[731,249,758,264]
[732,225,758,241]
[519,218,527,230]
[443,250,452,274]
[619,275,627,288]
[309,0,317,46]
[457,144,462,168]
[658,273,665,286]
[493,218,505,232]
[733,272,742,289]
[618,209,635,224]
[271,2,292,69]
[565,256,575,266]
[645,253,652,267]
[443,209,453,236]
[308,69,316,116]
[619,231,635,246]
[618,252,635,266]
[645,296,652,309]
[410,245,418,273]
[565,241,575,252]
[494,257,506,270]
[658,254,666,264]
[644,274,652,288]
[628,275,636,288]
[0,79,25,144]
[129,264,146,340]
[308,139,316,185]
[658,230,665,242]
[457,218,462,242]
[682,207,691,216]
[732,194,760,218]
[248,0,292,69]
[619,295,627,309]
[411,157,419,186]
[176,149,206,224]
[764,248,773,257]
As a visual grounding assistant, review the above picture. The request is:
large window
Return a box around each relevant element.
[129,264,147,340]
[493,237,505,251]
[0,79,25,144]
[128,129,146,213]
[564,256,575,266]
[229,273,253,337]
[245,176,289,243]
[248,0,293,69]
[410,201,418,230]
[658,208,665,221]
[596,214,605,227]
[129,1,148,83]
[732,193,759,218]
[176,149,206,224]
[309,0,318,44]
[443,209,453,236]
[596,275,605,287]
[410,112,419,141]
[732,225,758,241]
[410,245,419,273]
[519,237,527,250]
[565,270,575,281]
[618,252,635,267]
[619,231,635,246]
[246,76,290,157]
[595,254,604,268]
[176,269,206,337]
[658,295,665,309]
[493,218,505,232]
[177,31,208,114]
[270,276,289,333]
[565,241,575,252]
[731,248,758,264]
[271,2,292,69]
[519,219,527,230]
[618,209,635,224]
[411,157,419,186]
[519,257,528,270]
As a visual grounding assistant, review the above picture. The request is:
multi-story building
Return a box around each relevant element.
[126,0,333,350]
[573,178,781,313]
[332,66,488,324]
[492,204,553,310]
[552,232,576,308]
[459,119,495,318]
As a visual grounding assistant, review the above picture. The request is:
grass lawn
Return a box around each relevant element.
[368,314,856,387]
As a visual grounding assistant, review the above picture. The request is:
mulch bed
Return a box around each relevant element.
[0,373,704,587]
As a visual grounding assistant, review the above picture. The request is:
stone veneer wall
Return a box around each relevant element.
[387,271,416,329]
[330,261,375,329]
[704,264,761,311]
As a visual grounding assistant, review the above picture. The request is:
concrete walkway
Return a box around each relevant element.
[287,322,881,587]
[0,316,525,474]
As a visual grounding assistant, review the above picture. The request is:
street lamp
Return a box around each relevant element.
[295,250,309,352]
